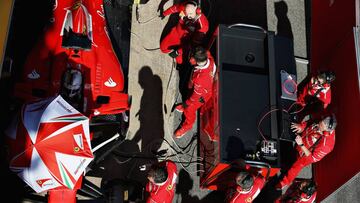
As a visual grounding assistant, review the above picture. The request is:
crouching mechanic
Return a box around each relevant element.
[146,160,178,203]
[297,71,335,109]
[174,46,216,138]
[226,171,266,203]
[276,115,337,190]
[276,179,317,203]
[159,0,209,64]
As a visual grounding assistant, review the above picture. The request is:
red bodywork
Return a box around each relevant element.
[14,0,129,118]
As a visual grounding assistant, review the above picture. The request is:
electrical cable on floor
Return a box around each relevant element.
[164,59,177,115]
[108,135,203,163]
[163,121,204,172]
[129,29,160,51]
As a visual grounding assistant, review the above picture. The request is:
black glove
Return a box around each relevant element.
[159,12,165,20]
[169,49,179,58]
[187,25,196,32]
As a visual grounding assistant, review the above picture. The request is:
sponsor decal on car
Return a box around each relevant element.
[27,70,40,79]
[104,77,117,87]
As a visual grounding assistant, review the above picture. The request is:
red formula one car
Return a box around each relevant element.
[14,0,130,120]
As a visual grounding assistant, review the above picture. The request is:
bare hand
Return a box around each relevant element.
[291,122,304,134]
[295,135,303,145]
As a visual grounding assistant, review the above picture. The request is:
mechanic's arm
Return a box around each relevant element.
[197,14,209,33]
[295,135,311,157]
[311,145,331,162]
[163,4,182,16]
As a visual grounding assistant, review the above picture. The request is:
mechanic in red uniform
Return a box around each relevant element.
[145,160,178,203]
[159,0,209,64]
[174,46,216,138]
[226,171,266,203]
[276,115,337,190]
[276,179,317,203]
[297,71,335,109]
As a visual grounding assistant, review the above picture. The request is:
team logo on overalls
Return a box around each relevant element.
[72,1,81,10]
[167,184,173,191]
[74,147,80,153]
[245,197,252,202]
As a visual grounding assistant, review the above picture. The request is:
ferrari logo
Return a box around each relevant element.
[167,185,173,191]
[245,197,252,202]
[36,178,52,187]
[72,1,81,10]
[74,147,80,153]
[83,25,87,34]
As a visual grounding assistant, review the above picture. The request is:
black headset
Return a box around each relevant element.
[186,0,198,7]
[301,181,317,197]
[328,114,337,130]
[319,71,336,84]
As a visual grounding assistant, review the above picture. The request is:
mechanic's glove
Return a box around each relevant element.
[159,11,165,20]
[169,49,179,58]
[187,25,196,32]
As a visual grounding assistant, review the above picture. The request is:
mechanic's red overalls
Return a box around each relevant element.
[280,123,335,186]
[226,175,266,203]
[297,79,331,108]
[160,3,209,64]
[180,56,216,133]
[146,161,178,203]
[275,180,317,203]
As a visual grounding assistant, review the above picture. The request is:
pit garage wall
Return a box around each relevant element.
[311,0,360,201]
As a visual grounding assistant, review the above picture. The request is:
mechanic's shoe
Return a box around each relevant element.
[174,127,190,139]
[169,49,179,58]
[175,104,184,113]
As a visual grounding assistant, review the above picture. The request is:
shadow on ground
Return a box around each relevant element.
[175,169,226,203]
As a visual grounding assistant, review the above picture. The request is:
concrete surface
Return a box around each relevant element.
[267,0,309,58]
[322,172,360,203]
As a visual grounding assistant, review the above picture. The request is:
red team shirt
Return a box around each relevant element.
[297,122,336,162]
[186,55,216,105]
[298,79,331,108]
[228,175,266,203]
[146,161,178,203]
